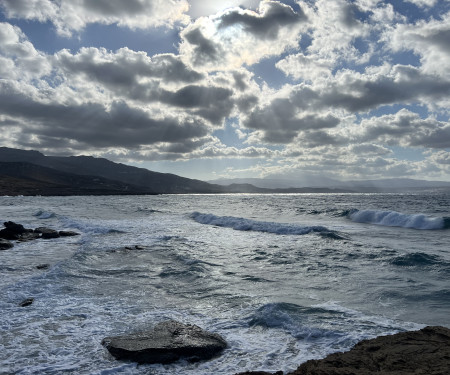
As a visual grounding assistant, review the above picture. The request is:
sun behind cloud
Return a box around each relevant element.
[188,0,260,18]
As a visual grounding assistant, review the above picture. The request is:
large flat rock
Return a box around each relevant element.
[102,320,227,364]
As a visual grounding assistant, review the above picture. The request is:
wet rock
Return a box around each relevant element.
[288,326,450,375]
[0,221,28,240]
[35,227,60,239]
[17,232,41,242]
[0,238,14,250]
[58,230,80,237]
[102,320,227,364]
[19,298,34,307]
[36,264,50,270]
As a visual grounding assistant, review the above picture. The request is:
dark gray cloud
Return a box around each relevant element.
[0,82,209,149]
[182,28,220,67]
[244,97,340,143]
[320,66,450,112]
[57,49,203,86]
[158,85,234,124]
[218,1,307,40]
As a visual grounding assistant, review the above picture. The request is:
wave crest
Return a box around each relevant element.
[33,210,56,219]
[347,209,446,230]
[189,212,335,236]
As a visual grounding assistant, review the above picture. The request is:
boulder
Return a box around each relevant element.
[0,239,14,250]
[34,227,60,239]
[102,320,227,364]
[288,326,450,375]
[0,221,28,240]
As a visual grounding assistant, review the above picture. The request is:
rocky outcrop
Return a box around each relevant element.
[35,227,60,239]
[0,221,28,240]
[235,326,450,375]
[290,326,450,375]
[102,320,227,364]
[0,221,80,249]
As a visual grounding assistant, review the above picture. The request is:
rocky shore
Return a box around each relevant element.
[236,325,450,375]
[0,221,79,250]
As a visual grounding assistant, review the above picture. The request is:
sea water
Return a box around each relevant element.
[0,193,449,374]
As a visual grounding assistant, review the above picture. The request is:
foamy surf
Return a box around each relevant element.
[347,209,447,230]
[189,212,336,236]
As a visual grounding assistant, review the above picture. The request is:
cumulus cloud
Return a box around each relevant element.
[358,109,450,149]
[387,12,450,78]
[0,22,51,79]
[0,80,210,151]
[0,0,190,36]
[179,0,308,70]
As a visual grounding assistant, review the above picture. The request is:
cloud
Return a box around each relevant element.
[217,0,307,40]
[0,80,210,151]
[404,0,439,8]
[54,46,239,124]
[179,1,308,71]
[241,64,450,146]
[387,12,450,78]
[358,109,450,149]
[0,0,190,36]
[0,22,51,79]
[56,47,203,86]
[244,97,340,143]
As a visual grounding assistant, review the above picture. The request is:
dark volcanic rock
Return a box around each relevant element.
[288,326,450,375]
[19,298,34,307]
[0,221,28,240]
[35,227,60,239]
[0,238,14,250]
[17,232,41,242]
[102,320,227,364]
[58,230,80,237]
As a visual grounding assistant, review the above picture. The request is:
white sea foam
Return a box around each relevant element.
[34,209,56,219]
[189,212,331,235]
[348,209,445,230]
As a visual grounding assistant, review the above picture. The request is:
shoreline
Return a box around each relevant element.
[235,325,450,375]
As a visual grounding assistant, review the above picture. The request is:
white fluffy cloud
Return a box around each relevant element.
[0,22,51,79]
[388,12,450,78]
[0,0,190,36]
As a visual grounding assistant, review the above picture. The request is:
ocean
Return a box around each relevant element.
[1,193,449,374]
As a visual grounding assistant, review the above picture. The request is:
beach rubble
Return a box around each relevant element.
[236,325,450,375]
[102,320,227,364]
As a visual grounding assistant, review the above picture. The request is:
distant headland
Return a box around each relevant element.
[1,147,449,196]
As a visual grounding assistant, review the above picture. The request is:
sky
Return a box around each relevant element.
[0,0,449,182]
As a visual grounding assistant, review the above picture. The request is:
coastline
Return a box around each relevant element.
[236,326,450,375]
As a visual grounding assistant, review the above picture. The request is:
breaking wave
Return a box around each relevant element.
[34,210,56,219]
[189,212,336,236]
[347,209,448,230]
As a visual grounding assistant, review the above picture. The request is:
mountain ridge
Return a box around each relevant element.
[2,147,448,195]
